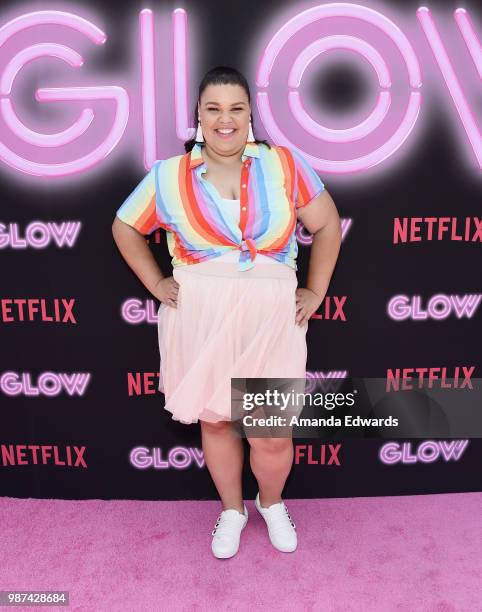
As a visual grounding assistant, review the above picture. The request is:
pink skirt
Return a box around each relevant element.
[157,255,308,424]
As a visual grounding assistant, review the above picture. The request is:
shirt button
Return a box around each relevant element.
[241,206,247,211]
[242,184,247,188]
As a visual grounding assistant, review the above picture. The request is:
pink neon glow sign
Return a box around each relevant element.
[0,4,479,179]
[0,9,128,177]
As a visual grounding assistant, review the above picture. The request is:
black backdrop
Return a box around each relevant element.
[0,0,480,500]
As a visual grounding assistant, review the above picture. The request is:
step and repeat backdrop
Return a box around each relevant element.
[0,0,480,500]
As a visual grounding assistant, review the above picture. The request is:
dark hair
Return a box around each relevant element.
[183,65,271,153]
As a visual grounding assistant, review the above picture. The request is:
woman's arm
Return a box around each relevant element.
[295,189,342,325]
[112,217,179,306]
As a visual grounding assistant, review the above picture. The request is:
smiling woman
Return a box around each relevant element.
[200,95,251,144]
[113,64,342,560]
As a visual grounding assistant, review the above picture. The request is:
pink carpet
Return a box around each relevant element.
[0,493,480,611]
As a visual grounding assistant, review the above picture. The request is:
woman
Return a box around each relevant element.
[112,66,341,559]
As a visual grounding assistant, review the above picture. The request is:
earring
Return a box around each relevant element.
[247,120,255,143]
[195,116,204,142]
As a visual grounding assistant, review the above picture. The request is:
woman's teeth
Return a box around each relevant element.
[216,129,236,138]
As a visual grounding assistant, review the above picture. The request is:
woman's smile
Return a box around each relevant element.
[215,128,237,139]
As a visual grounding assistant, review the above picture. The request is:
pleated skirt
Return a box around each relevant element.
[157,253,308,424]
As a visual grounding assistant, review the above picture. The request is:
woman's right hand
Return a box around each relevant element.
[152,276,180,308]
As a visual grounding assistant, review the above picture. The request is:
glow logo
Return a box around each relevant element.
[0,4,480,178]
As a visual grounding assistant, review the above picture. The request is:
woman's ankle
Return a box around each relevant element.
[222,503,245,515]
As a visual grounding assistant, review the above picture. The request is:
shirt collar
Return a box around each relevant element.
[189,141,260,169]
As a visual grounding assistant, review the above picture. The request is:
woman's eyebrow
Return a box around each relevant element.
[204,101,247,105]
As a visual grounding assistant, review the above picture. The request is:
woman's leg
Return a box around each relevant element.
[246,434,294,507]
[200,420,245,514]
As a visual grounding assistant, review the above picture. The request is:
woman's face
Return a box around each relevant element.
[198,83,251,157]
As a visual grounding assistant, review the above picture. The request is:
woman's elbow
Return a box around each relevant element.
[112,215,127,244]
[112,215,126,235]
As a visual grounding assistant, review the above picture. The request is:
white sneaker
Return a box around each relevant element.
[255,492,297,552]
[211,504,249,559]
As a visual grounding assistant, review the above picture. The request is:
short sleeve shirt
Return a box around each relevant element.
[115,142,325,271]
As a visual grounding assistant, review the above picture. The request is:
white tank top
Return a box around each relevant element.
[215,198,278,265]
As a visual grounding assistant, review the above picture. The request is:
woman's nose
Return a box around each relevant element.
[219,111,235,122]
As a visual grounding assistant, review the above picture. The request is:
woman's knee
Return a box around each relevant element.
[247,436,292,454]
[200,419,235,435]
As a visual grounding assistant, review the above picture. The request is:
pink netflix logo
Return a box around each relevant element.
[0,221,81,248]
[123,372,161,396]
[311,296,347,320]
[379,440,469,464]
[130,446,204,470]
[0,5,480,179]
[393,217,482,243]
[0,371,91,396]
[1,444,87,467]
[386,365,475,391]
[1,298,77,323]
[294,444,342,465]
[387,294,481,320]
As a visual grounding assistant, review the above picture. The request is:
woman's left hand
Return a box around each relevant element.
[295,288,323,326]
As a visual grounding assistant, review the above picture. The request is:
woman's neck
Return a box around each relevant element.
[202,143,244,168]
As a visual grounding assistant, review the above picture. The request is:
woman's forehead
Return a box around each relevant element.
[200,83,248,103]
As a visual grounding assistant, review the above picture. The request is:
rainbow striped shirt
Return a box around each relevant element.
[116,142,325,271]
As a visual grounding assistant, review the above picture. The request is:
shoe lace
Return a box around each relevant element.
[211,514,223,536]
[266,504,296,534]
[211,512,244,538]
